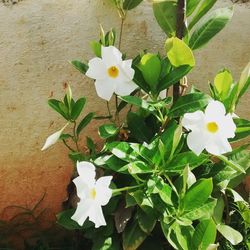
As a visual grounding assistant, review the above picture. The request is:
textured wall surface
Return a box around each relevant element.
[0,0,249,224]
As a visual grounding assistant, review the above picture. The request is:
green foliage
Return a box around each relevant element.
[42,1,249,249]
[192,219,217,250]
[152,0,177,37]
[189,7,233,50]
[165,37,195,67]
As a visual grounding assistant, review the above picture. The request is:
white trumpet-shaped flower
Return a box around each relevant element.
[86,45,137,101]
[71,161,113,228]
[182,100,236,156]
[41,123,68,151]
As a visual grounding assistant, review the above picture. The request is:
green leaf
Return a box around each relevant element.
[56,209,92,230]
[230,118,250,142]
[133,65,150,93]
[165,37,195,67]
[152,0,177,37]
[119,96,154,112]
[126,161,152,174]
[137,209,156,234]
[192,219,216,250]
[186,0,200,17]
[237,62,250,101]
[147,176,173,206]
[71,97,86,120]
[127,112,154,143]
[216,224,243,245]
[90,41,102,57]
[48,99,69,120]
[182,198,217,221]
[98,123,119,139]
[70,60,89,74]
[188,0,217,30]
[76,112,95,135]
[94,154,127,173]
[214,69,233,100]
[123,0,143,10]
[158,65,192,91]
[182,178,213,211]
[168,92,211,117]
[217,155,246,174]
[106,141,141,162]
[189,7,233,50]
[213,196,224,224]
[139,53,161,91]
[166,152,209,173]
[122,221,147,250]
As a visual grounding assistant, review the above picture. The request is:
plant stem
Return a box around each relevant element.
[173,0,186,103]
[112,183,144,194]
[62,139,75,152]
[118,17,125,50]
[73,121,80,152]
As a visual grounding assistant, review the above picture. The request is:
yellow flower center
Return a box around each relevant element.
[90,188,97,199]
[206,122,219,133]
[108,66,119,78]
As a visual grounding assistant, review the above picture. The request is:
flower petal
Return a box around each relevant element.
[115,80,138,96]
[121,59,135,80]
[205,100,226,119]
[102,46,122,68]
[182,111,205,131]
[95,176,113,206]
[217,114,236,138]
[86,58,107,80]
[88,204,106,228]
[205,136,232,155]
[187,130,207,156]
[76,161,96,187]
[73,176,90,199]
[94,79,116,101]
[71,200,92,226]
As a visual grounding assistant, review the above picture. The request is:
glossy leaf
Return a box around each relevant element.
[182,178,213,211]
[48,99,69,120]
[70,60,89,74]
[139,53,161,91]
[230,118,250,142]
[165,37,195,67]
[119,95,154,112]
[158,65,192,91]
[189,7,233,50]
[168,92,211,117]
[98,123,119,139]
[127,112,154,143]
[152,0,177,37]
[137,209,156,234]
[192,219,216,250]
[166,152,209,173]
[123,0,143,10]
[122,221,147,250]
[186,0,200,17]
[216,224,243,245]
[182,198,217,221]
[214,69,233,100]
[71,97,86,120]
[76,112,95,135]
[188,0,217,30]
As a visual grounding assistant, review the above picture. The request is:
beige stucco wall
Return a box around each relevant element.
[0,0,249,222]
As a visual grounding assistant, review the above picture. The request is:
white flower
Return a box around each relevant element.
[86,45,137,101]
[182,100,236,156]
[41,123,68,151]
[71,161,113,228]
[206,243,219,250]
